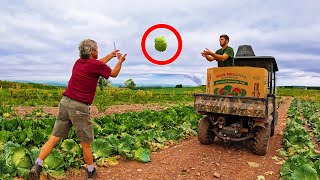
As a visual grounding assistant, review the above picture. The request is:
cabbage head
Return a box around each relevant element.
[154,36,167,52]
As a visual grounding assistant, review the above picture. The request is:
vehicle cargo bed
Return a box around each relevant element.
[194,93,274,118]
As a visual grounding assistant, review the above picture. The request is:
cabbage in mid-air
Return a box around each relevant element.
[154,36,167,52]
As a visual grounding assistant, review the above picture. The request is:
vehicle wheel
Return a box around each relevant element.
[253,124,271,155]
[198,117,215,145]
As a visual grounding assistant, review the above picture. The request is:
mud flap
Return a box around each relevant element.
[253,121,266,129]
[253,115,273,129]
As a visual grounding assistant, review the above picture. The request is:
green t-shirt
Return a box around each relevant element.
[215,46,234,67]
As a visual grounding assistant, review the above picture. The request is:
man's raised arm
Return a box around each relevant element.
[110,54,127,78]
[99,50,119,64]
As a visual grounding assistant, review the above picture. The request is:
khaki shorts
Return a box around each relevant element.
[52,96,93,143]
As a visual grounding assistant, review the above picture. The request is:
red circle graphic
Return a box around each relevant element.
[141,24,183,65]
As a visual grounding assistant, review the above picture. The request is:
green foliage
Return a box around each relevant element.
[0,81,204,179]
[0,130,10,152]
[291,164,318,180]
[300,100,320,141]
[175,84,183,88]
[0,80,64,90]
[0,105,202,179]
[61,139,82,169]
[3,142,31,178]
[98,77,111,91]
[0,80,205,111]
[93,106,201,161]
[92,139,113,159]
[43,149,65,170]
[0,88,63,107]
[43,149,65,178]
[0,152,15,180]
[124,79,136,89]
[278,88,320,101]
[280,98,320,179]
[94,87,199,112]
[133,147,150,163]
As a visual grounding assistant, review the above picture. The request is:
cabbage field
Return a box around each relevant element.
[0,80,204,112]
[280,99,320,179]
[0,105,201,179]
[1,81,320,179]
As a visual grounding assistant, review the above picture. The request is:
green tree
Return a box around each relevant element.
[98,77,111,90]
[124,79,136,89]
[106,79,111,88]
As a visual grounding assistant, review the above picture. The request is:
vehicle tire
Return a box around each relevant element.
[253,124,271,156]
[198,117,215,145]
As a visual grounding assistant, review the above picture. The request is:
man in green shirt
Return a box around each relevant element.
[201,34,234,67]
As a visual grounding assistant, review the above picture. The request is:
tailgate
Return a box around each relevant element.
[194,93,274,118]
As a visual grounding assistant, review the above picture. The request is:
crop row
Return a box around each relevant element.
[300,100,320,141]
[0,106,202,179]
[280,98,320,180]
[0,87,202,110]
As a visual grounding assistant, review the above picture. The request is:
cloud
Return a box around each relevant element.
[0,0,319,86]
[278,68,320,86]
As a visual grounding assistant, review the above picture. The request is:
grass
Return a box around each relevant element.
[277,88,320,101]
[0,81,206,111]
[2,80,320,111]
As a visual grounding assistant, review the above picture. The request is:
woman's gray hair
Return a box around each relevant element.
[79,39,98,59]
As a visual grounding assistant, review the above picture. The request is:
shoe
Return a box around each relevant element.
[27,164,42,180]
[86,168,97,180]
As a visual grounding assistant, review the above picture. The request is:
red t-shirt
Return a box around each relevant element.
[63,58,112,104]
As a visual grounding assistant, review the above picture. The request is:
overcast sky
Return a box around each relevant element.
[0,0,319,86]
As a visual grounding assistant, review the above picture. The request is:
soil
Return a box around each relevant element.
[13,103,167,118]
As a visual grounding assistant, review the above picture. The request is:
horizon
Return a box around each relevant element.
[4,79,320,88]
